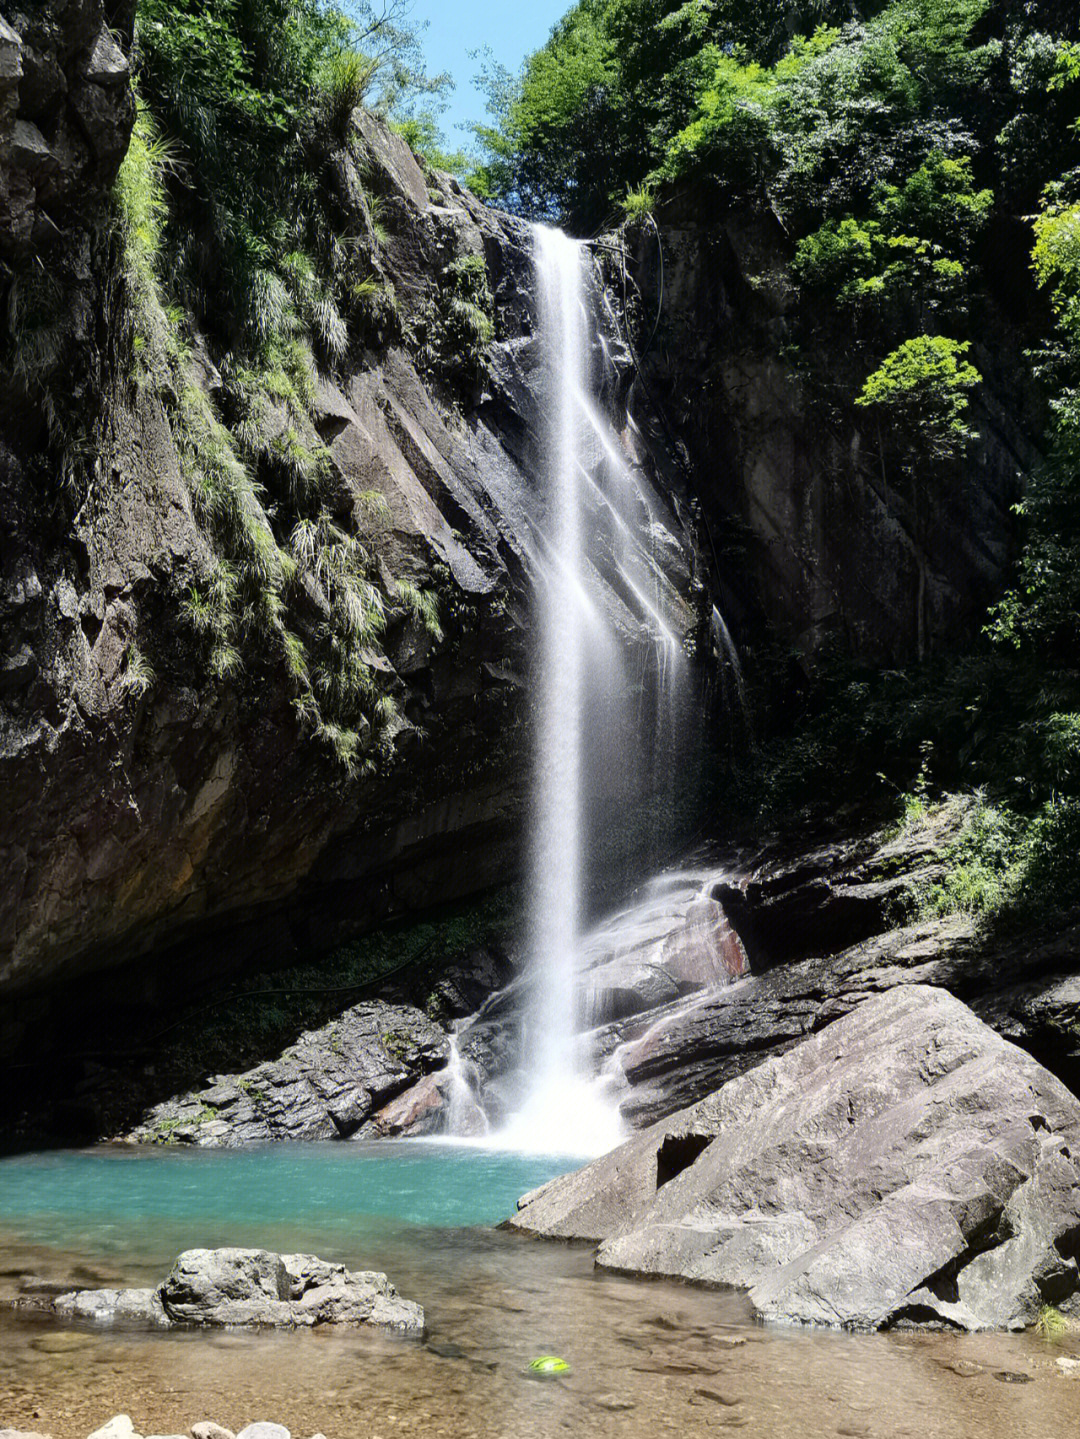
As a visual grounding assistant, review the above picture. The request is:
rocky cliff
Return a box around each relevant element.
[628,203,1043,664]
[0,4,700,1075]
[0,2,1047,1116]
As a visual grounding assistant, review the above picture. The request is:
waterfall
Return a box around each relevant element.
[493,227,615,1155]
[497,225,688,1157]
[455,225,699,1157]
[527,226,585,1121]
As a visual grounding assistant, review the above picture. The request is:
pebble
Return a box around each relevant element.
[0,1430,53,1439]
[695,1389,741,1406]
[191,1427,235,1439]
[711,1336,747,1349]
[426,1343,466,1360]
[994,1371,1032,1384]
[1055,1356,1080,1375]
[593,1395,635,1412]
[235,1426,290,1439]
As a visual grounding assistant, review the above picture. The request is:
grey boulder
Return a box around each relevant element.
[510,986,1080,1331]
[161,1249,423,1334]
[38,1248,423,1336]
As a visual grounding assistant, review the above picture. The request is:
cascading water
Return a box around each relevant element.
[440,224,712,1155]
[495,226,697,1156]
[496,227,620,1155]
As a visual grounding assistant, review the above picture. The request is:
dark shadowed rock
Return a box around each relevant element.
[510,986,1080,1331]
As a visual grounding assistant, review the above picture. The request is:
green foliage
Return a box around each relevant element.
[895,794,1022,920]
[114,106,176,372]
[621,183,658,221]
[989,65,1080,662]
[473,0,1025,231]
[793,152,991,348]
[394,578,444,641]
[94,1,465,775]
[133,0,447,353]
[120,644,156,700]
[393,114,470,174]
[855,335,981,459]
[320,47,380,136]
[1035,1305,1072,1341]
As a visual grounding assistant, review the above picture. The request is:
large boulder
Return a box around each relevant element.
[160,1249,423,1333]
[578,892,748,1026]
[509,986,1080,1331]
[31,1248,423,1336]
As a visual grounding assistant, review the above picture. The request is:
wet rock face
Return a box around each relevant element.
[25,1248,424,1335]
[510,986,1080,1332]
[603,812,1080,1128]
[572,881,748,1030]
[0,0,134,256]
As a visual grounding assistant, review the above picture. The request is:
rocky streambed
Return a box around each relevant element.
[6,1216,1080,1439]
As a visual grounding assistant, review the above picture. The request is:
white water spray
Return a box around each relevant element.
[497,228,622,1156]
[456,226,701,1157]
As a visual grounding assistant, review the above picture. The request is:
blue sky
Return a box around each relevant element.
[407,0,570,143]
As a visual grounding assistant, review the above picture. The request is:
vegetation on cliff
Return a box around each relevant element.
[472,0,1080,923]
[105,0,471,772]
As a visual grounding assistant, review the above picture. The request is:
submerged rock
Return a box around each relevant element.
[25,1248,423,1336]
[509,986,1080,1331]
[53,1287,170,1328]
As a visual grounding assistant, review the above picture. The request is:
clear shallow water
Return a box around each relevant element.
[0,1142,1077,1439]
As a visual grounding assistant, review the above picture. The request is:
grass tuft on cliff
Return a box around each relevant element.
[104,0,463,771]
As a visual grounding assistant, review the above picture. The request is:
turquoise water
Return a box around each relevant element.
[0,1140,573,1276]
[0,1142,1065,1439]
[0,1140,569,1232]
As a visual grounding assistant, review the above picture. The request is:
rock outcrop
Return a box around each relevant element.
[24,1248,424,1335]
[510,986,1080,1332]
[631,207,1041,663]
[120,872,748,1145]
[0,5,700,1087]
[598,811,1080,1127]
[0,0,134,257]
[126,999,448,1145]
